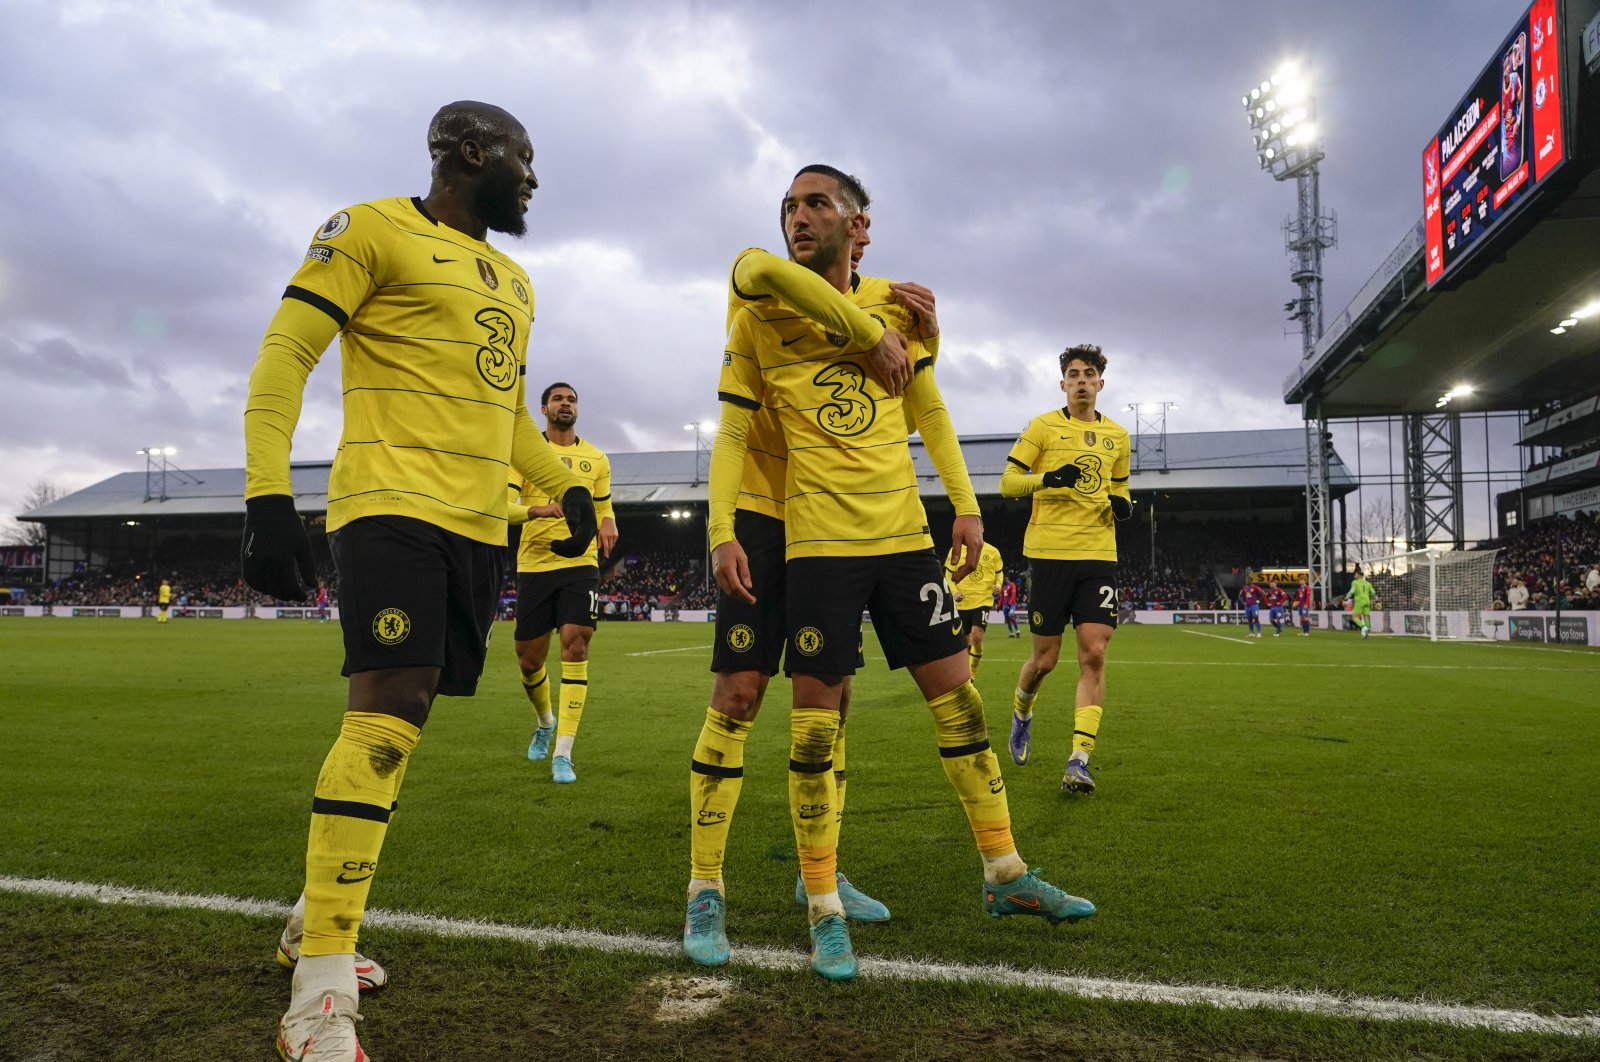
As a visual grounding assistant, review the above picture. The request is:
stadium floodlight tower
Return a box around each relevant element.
[1242,62,1338,610]
[136,446,178,502]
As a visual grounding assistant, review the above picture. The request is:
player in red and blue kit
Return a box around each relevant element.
[1265,585,1288,637]
[1238,583,1263,638]
[316,581,331,623]
[1293,579,1313,636]
[998,578,1020,638]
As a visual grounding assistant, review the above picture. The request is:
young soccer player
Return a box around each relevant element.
[1000,345,1133,795]
[1266,583,1288,636]
[1238,582,1263,638]
[946,540,1004,676]
[1294,578,1313,635]
[511,381,618,784]
[999,576,1020,637]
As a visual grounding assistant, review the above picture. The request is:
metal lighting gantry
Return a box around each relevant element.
[1243,63,1338,606]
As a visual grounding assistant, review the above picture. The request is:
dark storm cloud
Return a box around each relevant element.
[0,0,1530,519]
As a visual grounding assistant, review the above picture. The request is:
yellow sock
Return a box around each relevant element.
[553,660,589,757]
[789,708,840,900]
[1073,704,1103,760]
[832,720,848,826]
[689,707,753,882]
[969,645,983,677]
[521,665,554,728]
[301,711,419,957]
[1013,676,1043,721]
[928,682,1017,864]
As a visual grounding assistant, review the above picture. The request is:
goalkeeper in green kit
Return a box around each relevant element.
[1346,568,1375,639]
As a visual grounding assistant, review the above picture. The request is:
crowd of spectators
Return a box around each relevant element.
[1525,437,1600,475]
[1485,509,1600,610]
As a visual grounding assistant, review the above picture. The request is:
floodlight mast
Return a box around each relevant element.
[1243,64,1337,611]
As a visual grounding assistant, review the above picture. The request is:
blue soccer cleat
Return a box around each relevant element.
[682,888,730,967]
[526,726,553,762]
[808,914,857,981]
[1009,712,1033,766]
[1061,759,1095,794]
[983,867,1096,925]
[551,755,577,784]
[794,871,890,923]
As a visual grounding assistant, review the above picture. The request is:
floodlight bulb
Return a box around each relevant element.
[1255,106,1265,118]
[683,423,696,431]
[1260,80,1271,92]
[1265,147,1276,159]
[1550,326,1567,334]
[1569,300,1599,319]
[1286,131,1299,146]
[1446,384,1474,399]
[1297,123,1317,143]
[700,420,718,432]
[1271,72,1283,86]
[1250,87,1261,100]
[1559,318,1578,327]
[1265,99,1277,113]
[1270,121,1281,134]
[163,446,177,455]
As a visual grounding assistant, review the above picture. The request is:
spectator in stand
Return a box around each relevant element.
[1507,578,1529,611]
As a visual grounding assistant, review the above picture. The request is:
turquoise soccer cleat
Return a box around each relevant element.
[682,888,730,967]
[551,755,577,784]
[983,867,1096,924]
[793,871,890,923]
[808,914,857,981]
[526,726,553,762]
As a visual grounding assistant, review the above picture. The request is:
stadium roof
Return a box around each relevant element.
[21,428,1352,522]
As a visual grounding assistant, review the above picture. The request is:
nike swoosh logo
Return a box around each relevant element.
[951,622,962,635]
[432,254,456,264]
[781,336,802,346]
[798,809,829,819]
[1008,894,1040,909]
[335,872,375,884]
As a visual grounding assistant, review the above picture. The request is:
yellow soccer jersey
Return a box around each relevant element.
[947,541,1003,608]
[250,197,539,545]
[724,249,890,522]
[1005,410,1130,561]
[158,584,172,605]
[719,277,939,559]
[514,438,615,572]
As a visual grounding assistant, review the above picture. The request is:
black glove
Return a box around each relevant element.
[1109,495,1133,521]
[241,494,315,600]
[1041,463,1082,489]
[549,486,598,558]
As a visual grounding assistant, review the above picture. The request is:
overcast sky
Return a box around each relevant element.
[0,0,1524,528]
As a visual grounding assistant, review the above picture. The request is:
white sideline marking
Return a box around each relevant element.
[1124,659,1599,673]
[2,875,1595,1039]
[625,644,711,657]
[1179,630,1255,645]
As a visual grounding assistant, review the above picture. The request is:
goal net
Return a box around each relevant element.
[1362,547,1500,640]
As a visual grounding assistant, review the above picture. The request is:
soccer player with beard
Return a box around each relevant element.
[709,165,1094,981]
[512,381,618,783]
[683,209,922,966]
[243,101,596,1061]
[1001,346,1132,796]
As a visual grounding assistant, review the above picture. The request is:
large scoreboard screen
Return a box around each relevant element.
[1424,0,1566,287]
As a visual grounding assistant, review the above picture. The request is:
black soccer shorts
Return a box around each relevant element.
[957,606,989,631]
[1026,559,1119,636]
[330,515,505,697]
[514,566,599,640]
[711,510,787,676]
[785,549,968,676]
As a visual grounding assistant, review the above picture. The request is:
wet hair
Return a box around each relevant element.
[541,381,577,406]
[428,101,521,179]
[792,164,871,216]
[1058,343,1106,375]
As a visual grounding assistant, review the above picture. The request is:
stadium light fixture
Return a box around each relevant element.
[1558,318,1578,328]
[1570,300,1599,320]
[1550,326,1568,334]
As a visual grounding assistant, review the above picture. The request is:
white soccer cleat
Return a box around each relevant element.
[276,991,366,1061]
[277,927,388,992]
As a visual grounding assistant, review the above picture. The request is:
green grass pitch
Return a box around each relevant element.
[2,617,1598,1059]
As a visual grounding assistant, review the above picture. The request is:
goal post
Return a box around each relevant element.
[1360,547,1500,640]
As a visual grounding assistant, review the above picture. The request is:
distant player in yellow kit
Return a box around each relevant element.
[945,541,1003,676]
[1001,344,1132,794]
[512,381,617,784]
[156,577,171,623]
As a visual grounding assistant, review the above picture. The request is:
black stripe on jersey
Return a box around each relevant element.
[374,281,528,315]
[913,356,934,373]
[340,439,509,465]
[311,797,391,823]
[284,285,350,327]
[342,385,516,412]
[738,488,781,502]
[508,481,521,491]
[324,485,506,521]
[729,250,762,302]
[594,493,611,502]
[691,758,743,779]
[718,390,762,411]
[1006,457,1031,470]
[785,484,919,500]
[786,437,906,453]
[747,445,787,462]
[788,758,834,774]
[410,196,439,225]
[1111,476,1129,482]
[938,740,992,759]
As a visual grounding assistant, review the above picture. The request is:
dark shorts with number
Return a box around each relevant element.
[958,606,989,630]
[785,549,968,676]
[1025,559,1119,636]
[710,510,787,675]
[330,515,506,698]
[515,566,599,640]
